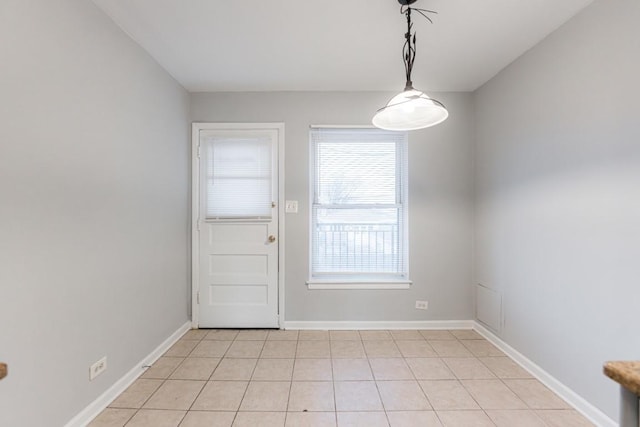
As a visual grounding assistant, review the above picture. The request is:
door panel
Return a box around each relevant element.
[196,126,280,328]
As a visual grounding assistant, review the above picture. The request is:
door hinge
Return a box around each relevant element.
[197,144,201,158]
[197,292,200,305]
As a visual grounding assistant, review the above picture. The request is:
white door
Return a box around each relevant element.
[194,124,281,328]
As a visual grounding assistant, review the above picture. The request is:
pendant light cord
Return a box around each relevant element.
[400,4,437,91]
[403,7,416,90]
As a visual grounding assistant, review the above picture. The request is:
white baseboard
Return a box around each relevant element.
[473,322,616,427]
[283,320,475,330]
[64,321,191,427]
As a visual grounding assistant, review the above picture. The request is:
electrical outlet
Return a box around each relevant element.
[89,356,107,381]
[415,300,429,310]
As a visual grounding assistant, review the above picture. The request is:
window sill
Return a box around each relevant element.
[306,280,412,290]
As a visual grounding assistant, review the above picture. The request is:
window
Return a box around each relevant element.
[204,134,273,219]
[309,127,410,289]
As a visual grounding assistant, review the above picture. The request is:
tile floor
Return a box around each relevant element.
[89,329,595,427]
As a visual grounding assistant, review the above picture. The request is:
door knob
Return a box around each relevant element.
[0,362,7,380]
[268,235,276,243]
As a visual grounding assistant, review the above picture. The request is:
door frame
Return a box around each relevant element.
[191,122,285,329]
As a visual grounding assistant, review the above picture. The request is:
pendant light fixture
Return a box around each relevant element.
[372,0,448,131]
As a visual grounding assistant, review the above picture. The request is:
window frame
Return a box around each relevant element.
[307,126,411,290]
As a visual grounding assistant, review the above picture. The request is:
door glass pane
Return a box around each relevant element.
[206,137,272,219]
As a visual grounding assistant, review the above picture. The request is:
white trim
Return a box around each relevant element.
[306,281,412,290]
[309,124,376,129]
[191,122,285,329]
[64,322,191,427]
[191,123,200,328]
[283,320,474,330]
[473,322,616,427]
[277,123,286,328]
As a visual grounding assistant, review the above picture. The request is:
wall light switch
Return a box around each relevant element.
[285,200,298,213]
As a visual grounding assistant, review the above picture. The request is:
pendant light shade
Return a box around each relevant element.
[373,1,448,131]
[372,87,448,131]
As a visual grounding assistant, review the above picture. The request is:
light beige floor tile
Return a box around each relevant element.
[179,411,235,427]
[419,380,480,410]
[191,381,248,411]
[334,381,383,411]
[420,330,456,340]
[429,340,473,357]
[296,340,331,358]
[285,412,336,427]
[124,409,185,427]
[436,410,496,427]
[211,358,257,380]
[252,358,294,381]
[369,358,414,380]
[406,358,455,380]
[330,340,366,358]
[503,379,570,409]
[390,330,424,340]
[140,357,183,379]
[143,380,205,410]
[226,340,265,358]
[377,380,431,410]
[205,330,239,341]
[183,329,208,340]
[461,340,504,357]
[261,340,297,358]
[298,330,329,341]
[99,327,594,427]
[164,340,198,357]
[267,330,299,341]
[233,412,286,427]
[288,381,335,411]
[450,330,484,340]
[462,379,527,410]
[329,330,360,341]
[332,358,373,381]
[88,408,135,427]
[336,412,388,427]
[443,357,497,379]
[359,330,392,340]
[479,357,533,379]
[169,357,220,380]
[191,340,232,358]
[387,411,443,427]
[486,410,547,427]
[293,358,333,381]
[109,379,163,409]
[240,381,291,411]
[396,340,437,358]
[535,410,595,426]
[363,340,402,358]
[236,330,269,340]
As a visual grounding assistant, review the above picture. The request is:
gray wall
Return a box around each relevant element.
[474,0,640,421]
[0,1,190,426]
[192,91,475,322]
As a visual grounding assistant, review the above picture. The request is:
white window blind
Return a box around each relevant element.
[205,136,272,219]
[310,128,408,281]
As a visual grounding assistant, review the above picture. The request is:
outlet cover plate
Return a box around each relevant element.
[415,300,429,310]
[90,356,107,381]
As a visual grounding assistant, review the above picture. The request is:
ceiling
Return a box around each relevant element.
[92,0,594,93]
